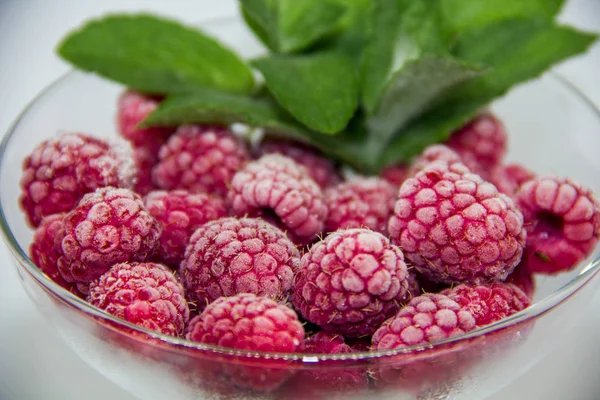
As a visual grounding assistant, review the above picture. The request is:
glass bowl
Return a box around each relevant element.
[1,15,600,400]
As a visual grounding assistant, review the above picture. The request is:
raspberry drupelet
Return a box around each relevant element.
[228,154,328,243]
[292,228,409,337]
[324,177,397,235]
[388,161,526,284]
[57,187,161,285]
[180,217,300,310]
[152,125,249,198]
[20,133,135,227]
[144,190,226,266]
[88,262,189,336]
[490,163,536,197]
[515,176,600,274]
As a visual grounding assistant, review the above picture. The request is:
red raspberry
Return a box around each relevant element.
[324,177,397,235]
[228,154,327,243]
[152,125,249,198]
[20,133,135,227]
[57,187,161,284]
[380,163,408,187]
[490,163,536,197]
[132,146,160,196]
[515,176,600,274]
[442,283,530,327]
[407,144,463,177]
[256,139,340,189]
[144,190,226,266]
[388,161,526,284]
[293,228,409,337]
[88,262,189,336]
[180,217,300,310]
[505,262,535,299]
[301,331,352,354]
[406,269,421,300]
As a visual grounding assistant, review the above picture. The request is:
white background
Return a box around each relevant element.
[1,1,600,399]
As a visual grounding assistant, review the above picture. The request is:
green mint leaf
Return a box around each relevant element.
[58,14,255,94]
[240,0,347,53]
[253,52,359,134]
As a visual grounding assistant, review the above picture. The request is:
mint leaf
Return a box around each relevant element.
[240,0,347,53]
[253,53,359,134]
[58,14,255,94]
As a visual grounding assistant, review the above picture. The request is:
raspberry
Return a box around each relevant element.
[324,177,397,235]
[180,217,300,310]
[132,146,160,196]
[57,187,161,284]
[301,331,352,354]
[406,270,421,300]
[144,190,226,266]
[20,133,135,227]
[505,262,535,299]
[515,176,600,274]
[388,161,526,284]
[228,154,327,243]
[490,163,535,197]
[380,163,408,187]
[407,144,462,177]
[442,283,530,327]
[152,125,249,198]
[88,262,189,336]
[256,139,340,189]
[292,228,409,337]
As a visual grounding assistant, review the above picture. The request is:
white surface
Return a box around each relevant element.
[0,1,599,399]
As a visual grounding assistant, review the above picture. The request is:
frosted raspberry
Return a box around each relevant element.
[132,146,160,196]
[407,144,463,177]
[256,139,340,189]
[144,190,226,266]
[505,262,535,299]
[442,283,530,327]
[88,262,189,336]
[228,154,327,243]
[389,161,526,284]
[515,176,600,274]
[180,217,300,310]
[406,270,421,300]
[324,177,397,235]
[20,133,135,227]
[293,228,409,337]
[152,125,249,198]
[372,293,476,350]
[57,187,161,284]
[490,163,536,197]
[380,163,408,187]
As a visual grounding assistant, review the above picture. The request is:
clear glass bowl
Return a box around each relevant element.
[1,16,600,400]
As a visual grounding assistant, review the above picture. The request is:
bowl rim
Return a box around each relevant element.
[1,69,600,362]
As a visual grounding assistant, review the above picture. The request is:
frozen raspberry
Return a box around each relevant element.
[515,176,600,274]
[505,262,535,299]
[152,125,249,198]
[293,228,409,337]
[301,331,352,354]
[324,177,397,235]
[20,133,135,227]
[406,270,421,300]
[132,146,160,196]
[442,283,530,327]
[228,154,327,243]
[372,293,476,350]
[490,163,536,197]
[380,163,408,187]
[389,161,526,284]
[144,190,226,266]
[407,144,463,177]
[180,217,300,310]
[57,187,161,284]
[447,113,508,175]
[256,139,340,189]
[88,262,189,336]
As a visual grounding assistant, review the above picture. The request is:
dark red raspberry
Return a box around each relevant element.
[490,163,536,197]
[20,133,135,227]
[88,262,189,336]
[180,217,300,310]
[152,125,249,198]
[144,190,226,266]
[228,154,328,243]
[293,228,409,337]
[256,139,340,189]
[407,144,463,177]
[132,146,160,196]
[515,176,600,274]
[388,161,526,284]
[324,177,397,235]
[301,331,352,354]
[442,283,530,327]
[505,262,535,299]
[380,163,408,187]
[57,187,161,284]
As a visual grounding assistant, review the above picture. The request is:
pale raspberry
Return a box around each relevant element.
[152,125,249,198]
[380,163,408,187]
[144,190,226,266]
[324,177,397,235]
[293,228,409,337]
[228,154,327,243]
[515,176,600,274]
[88,262,189,336]
[407,144,463,177]
[180,217,300,310]
[490,163,536,197]
[388,161,527,284]
[57,187,161,284]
